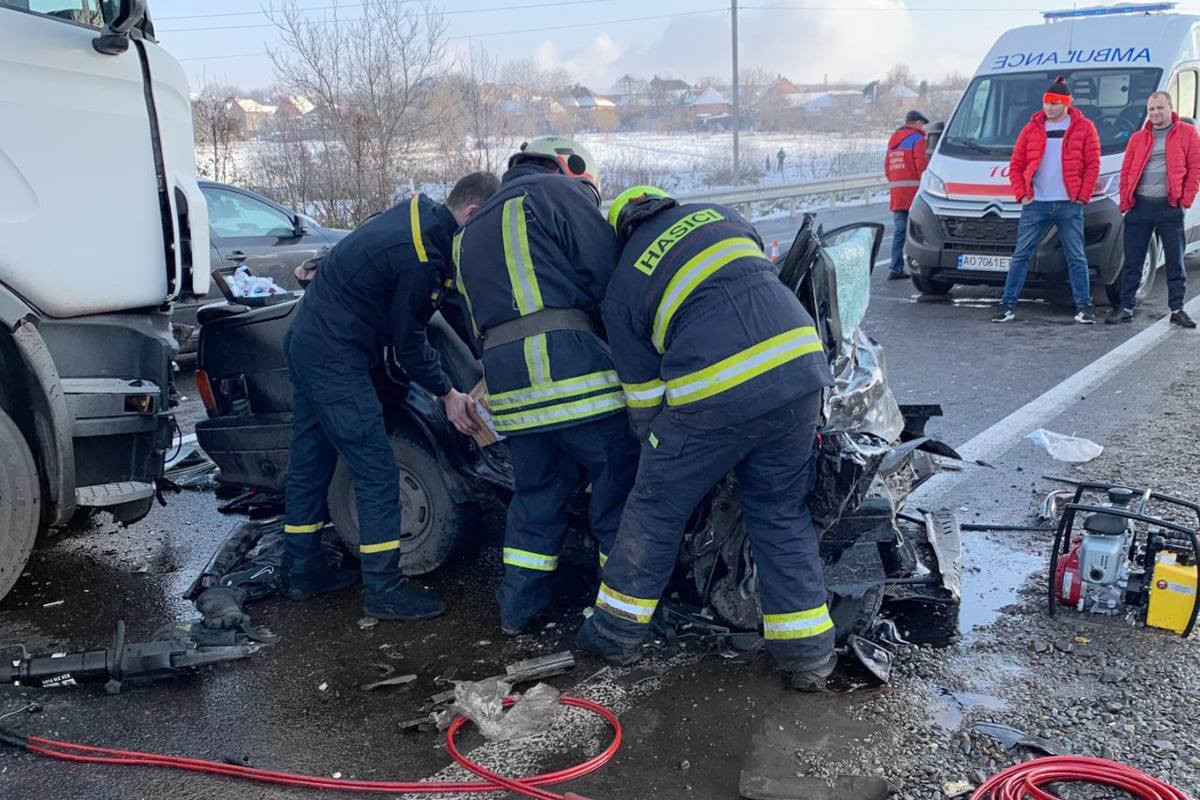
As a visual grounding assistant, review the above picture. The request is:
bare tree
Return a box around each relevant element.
[739,67,775,107]
[265,0,449,227]
[885,63,917,91]
[454,44,513,173]
[191,76,244,183]
[694,74,723,91]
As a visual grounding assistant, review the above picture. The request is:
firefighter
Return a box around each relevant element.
[452,137,640,635]
[575,185,837,691]
[884,109,929,279]
[283,172,499,621]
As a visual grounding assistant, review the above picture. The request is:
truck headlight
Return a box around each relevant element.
[923,170,948,198]
[1092,172,1119,200]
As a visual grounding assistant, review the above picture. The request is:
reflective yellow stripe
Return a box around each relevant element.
[284,522,325,534]
[595,582,658,624]
[410,195,428,263]
[621,378,666,409]
[492,390,625,433]
[360,540,401,554]
[452,231,481,339]
[648,432,659,448]
[503,547,558,572]
[487,370,620,412]
[631,207,725,275]
[651,237,763,352]
[598,550,608,568]
[523,333,551,386]
[502,196,543,315]
[762,604,834,640]
[665,327,823,406]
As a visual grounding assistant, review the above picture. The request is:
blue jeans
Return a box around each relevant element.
[1001,200,1092,309]
[891,210,908,274]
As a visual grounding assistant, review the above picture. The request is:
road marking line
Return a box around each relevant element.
[911,292,1200,507]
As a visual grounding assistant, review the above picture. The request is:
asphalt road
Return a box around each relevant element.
[2,203,1198,799]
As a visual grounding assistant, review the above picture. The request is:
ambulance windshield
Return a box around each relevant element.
[942,68,1162,159]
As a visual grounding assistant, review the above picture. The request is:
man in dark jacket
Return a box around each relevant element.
[884,109,929,279]
[452,137,640,635]
[994,77,1100,324]
[1108,91,1199,328]
[283,172,498,621]
[575,185,837,691]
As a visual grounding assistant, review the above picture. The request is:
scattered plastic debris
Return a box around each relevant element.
[433,679,560,741]
[942,778,973,797]
[227,265,288,298]
[972,721,1058,755]
[361,673,417,692]
[1027,429,1103,463]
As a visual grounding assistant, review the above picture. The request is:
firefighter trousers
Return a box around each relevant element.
[283,332,403,594]
[499,411,640,629]
[584,390,834,671]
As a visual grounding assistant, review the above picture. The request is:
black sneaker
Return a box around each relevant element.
[991,305,1015,323]
[1074,307,1095,325]
[1105,307,1133,324]
[363,579,446,620]
[1170,309,1197,329]
[887,270,909,280]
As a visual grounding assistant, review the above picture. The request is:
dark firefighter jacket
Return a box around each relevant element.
[602,198,834,438]
[452,164,624,435]
[289,194,458,396]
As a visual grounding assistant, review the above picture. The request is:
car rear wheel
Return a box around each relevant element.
[0,408,40,602]
[911,272,953,296]
[328,428,473,575]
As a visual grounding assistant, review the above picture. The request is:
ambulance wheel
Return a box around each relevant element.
[1103,239,1158,308]
[328,429,473,575]
[911,273,953,296]
[0,408,40,603]
[828,584,885,645]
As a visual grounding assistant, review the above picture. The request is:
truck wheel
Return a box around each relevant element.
[0,408,40,602]
[829,584,885,645]
[328,429,472,575]
[911,273,953,296]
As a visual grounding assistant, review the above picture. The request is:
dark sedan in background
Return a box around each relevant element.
[173,180,349,355]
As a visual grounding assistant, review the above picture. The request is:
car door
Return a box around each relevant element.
[201,185,325,291]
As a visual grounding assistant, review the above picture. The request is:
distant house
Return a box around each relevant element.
[688,86,731,117]
[649,76,690,102]
[562,84,617,110]
[888,85,921,100]
[277,94,315,118]
[760,76,805,108]
[227,98,277,133]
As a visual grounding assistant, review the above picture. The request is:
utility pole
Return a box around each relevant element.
[731,0,740,185]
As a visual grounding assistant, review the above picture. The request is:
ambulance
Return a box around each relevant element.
[905,3,1200,306]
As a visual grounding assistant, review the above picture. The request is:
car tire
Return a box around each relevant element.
[328,428,473,575]
[911,273,953,296]
[0,408,40,602]
[829,583,885,645]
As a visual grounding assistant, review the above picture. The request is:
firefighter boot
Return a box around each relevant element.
[497,569,556,635]
[575,616,643,666]
[788,652,837,692]
[364,576,446,621]
[287,557,361,602]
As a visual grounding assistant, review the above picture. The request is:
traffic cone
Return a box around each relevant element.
[770,240,780,261]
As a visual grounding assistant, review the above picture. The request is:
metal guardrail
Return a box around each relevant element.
[601,173,888,214]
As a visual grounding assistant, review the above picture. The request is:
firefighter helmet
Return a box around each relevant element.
[509,136,601,204]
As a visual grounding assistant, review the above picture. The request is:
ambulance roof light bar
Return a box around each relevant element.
[1044,3,1176,22]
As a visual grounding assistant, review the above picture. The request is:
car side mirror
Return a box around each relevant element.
[292,214,311,238]
[926,121,945,154]
[93,0,146,55]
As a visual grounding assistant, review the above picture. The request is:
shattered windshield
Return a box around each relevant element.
[942,68,1162,159]
[820,226,875,338]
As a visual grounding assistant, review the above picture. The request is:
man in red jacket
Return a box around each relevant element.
[884,109,929,279]
[1107,91,1199,328]
[993,78,1100,324]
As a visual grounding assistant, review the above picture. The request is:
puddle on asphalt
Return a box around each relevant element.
[957,532,1044,638]
[931,689,1009,730]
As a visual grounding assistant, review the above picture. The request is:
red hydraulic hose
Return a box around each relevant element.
[11,695,619,800]
[972,755,1190,800]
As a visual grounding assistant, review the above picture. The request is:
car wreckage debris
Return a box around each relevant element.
[428,651,577,706]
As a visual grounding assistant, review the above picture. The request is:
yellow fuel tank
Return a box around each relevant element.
[1146,552,1198,635]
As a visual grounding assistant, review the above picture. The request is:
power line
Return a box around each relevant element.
[174,6,728,59]
[158,0,618,24]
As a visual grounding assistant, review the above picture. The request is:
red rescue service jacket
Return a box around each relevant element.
[1118,113,1200,213]
[1008,107,1100,204]
[885,124,928,211]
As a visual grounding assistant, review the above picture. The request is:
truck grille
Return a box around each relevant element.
[940,214,1019,254]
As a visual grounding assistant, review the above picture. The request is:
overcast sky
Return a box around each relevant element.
[156,0,1145,93]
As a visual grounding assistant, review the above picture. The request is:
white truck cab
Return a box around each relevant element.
[905,2,1200,305]
[0,0,209,600]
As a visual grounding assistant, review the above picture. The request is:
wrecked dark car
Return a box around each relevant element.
[193,215,962,642]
